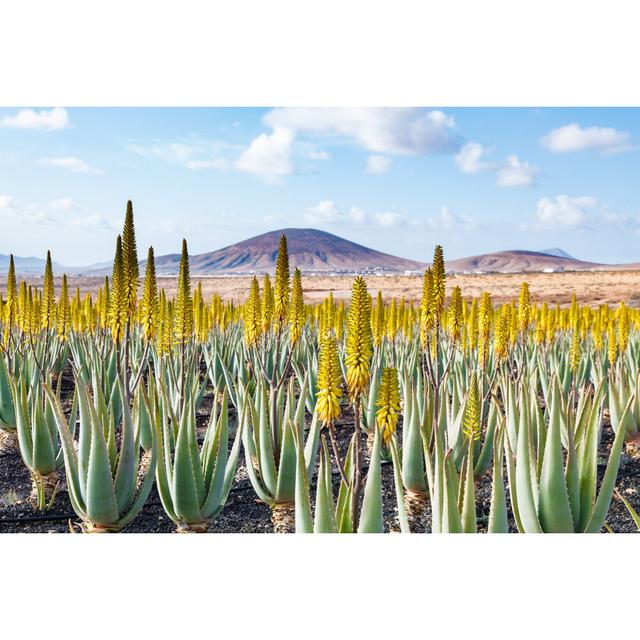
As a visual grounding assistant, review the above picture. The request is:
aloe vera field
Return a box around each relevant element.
[1,200,640,534]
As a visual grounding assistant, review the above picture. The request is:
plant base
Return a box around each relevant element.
[175,521,210,533]
[137,449,153,489]
[29,470,59,509]
[271,503,295,533]
[404,490,429,532]
[0,429,19,454]
[80,521,122,533]
[625,435,640,460]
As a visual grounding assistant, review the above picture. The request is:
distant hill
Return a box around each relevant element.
[151,228,427,274]
[446,249,603,273]
[0,254,65,275]
[538,247,575,260]
[0,254,109,276]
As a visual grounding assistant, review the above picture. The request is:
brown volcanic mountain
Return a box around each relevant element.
[446,250,604,273]
[152,228,427,274]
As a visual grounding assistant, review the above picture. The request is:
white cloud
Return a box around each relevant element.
[366,155,392,175]
[0,194,17,209]
[0,107,69,131]
[540,123,632,154]
[234,127,293,182]
[303,200,406,227]
[304,200,364,225]
[455,144,538,187]
[496,154,539,187]
[127,139,237,172]
[47,197,80,211]
[455,142,492,174]
[533,195,599,229]
[236,108,459,182]
[0,193,115,233]
[426,206,478,230]
[68,214,114,231]
[374,211,404,227]
[263,108,458,156]
[185,158,229,171]
[308,148,330,161]
[38,156,102,174]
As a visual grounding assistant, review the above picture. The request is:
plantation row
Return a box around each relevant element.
[1,201,639,533]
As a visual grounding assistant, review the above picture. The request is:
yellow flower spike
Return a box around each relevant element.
[56,275,71,341]
[243,276,262,348]
[447,286,463,344]
[387,297,398,341]
[345,276,372,401]
[108,235,127,343]
[261,273,274,333]
[462,380,481,442]
[569,323,581,375]
[376,367,401,446]
[431,245,446,324]
[288,268,305,347]
[419,267,434,348]
[494,304,510,361]
[518,281,531,334]
[273,234,290,329]
[316,331,343,427]
[140,246,158,342]
[122,200,140,320]
[607,320,618,367]
[468,298,479,352]
[174,239,193,345]
[478,291,492,370]
[40,251,56,331]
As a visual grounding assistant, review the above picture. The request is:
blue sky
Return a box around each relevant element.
[0,107,638,266]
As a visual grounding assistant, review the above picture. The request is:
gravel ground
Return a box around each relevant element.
[1,402,639,534]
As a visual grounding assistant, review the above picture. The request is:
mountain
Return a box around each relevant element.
[0,254,109,276]
[0,254,66,275]
[538,247,575,260]
[446,250,603,273]
[151,228,427,274]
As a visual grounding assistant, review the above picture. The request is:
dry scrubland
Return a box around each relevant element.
[4,270,640,306]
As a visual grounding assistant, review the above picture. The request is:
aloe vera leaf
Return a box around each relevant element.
[441,452,463,533]
[335,437,354,533]
[201,396,230,517]
[258,385,278,497]
[538,381,575,532]
[402,392,427,494]
[488,426,509,533]
[313,439,339,533]
[275,418,297,503]
[114,380,137,514]
[31,392,57,474]
[12,381,33,469]
[357,427,383,533]
[389,437,410,533]
[461,441,477,533]
[293,426,313,533]
[172,400,203,524]
[85,399,120,525]
[514,394,542,533]
[583,398,630,533]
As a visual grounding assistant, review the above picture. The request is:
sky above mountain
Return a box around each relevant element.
[0,107,638,266]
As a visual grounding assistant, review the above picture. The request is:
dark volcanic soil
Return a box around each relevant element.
[1,402,640,534]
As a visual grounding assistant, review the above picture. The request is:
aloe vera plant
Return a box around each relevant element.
[0,356,17,451]
[241,376,320,532]
[505,377,628,533]
[154,385,243,532]
[295,428,409,533]
[11,379,77,509]
[45,377,157,532]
